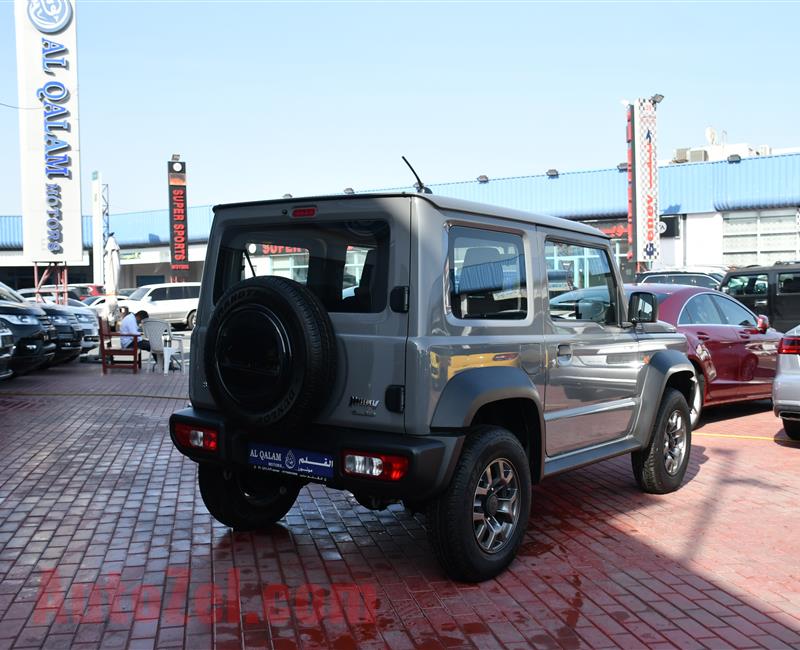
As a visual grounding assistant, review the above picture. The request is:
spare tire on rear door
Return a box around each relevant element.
[204,276,337,431]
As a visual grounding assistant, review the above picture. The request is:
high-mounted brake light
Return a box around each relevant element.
[779,336,800,355]
[343,451,408,481]
[291,207,316,218]
[173,423,218,452]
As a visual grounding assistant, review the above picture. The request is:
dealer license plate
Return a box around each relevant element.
[248,443,334,482]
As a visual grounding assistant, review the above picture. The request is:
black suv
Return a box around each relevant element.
[0,326,13,381]
[720,262,800,333]
[0,282,57,374]
[37,303,84,364]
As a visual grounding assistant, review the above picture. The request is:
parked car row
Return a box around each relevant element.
[0,282,88,379]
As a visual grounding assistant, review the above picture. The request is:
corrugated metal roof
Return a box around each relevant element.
[712,154,800,211]
[108,204,214,246]
[374,153,800,218]
[0,215,93,250]
[374,167,629,219]
[1,153,798,252]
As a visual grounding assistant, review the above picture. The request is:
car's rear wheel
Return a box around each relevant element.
[186,310,196,330]
[782,418,800,441]
[198,464,301,530]
[632,388,692,494]
[426,426,531,582]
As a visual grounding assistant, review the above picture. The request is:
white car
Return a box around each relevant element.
[773,324,800,441]
[123,283,201,329]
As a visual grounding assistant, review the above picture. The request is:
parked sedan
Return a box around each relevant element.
[632,283,782,427]
[773,326,800,440]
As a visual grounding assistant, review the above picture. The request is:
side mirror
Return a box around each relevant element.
[757,314,769,333]
[628,291,658,324]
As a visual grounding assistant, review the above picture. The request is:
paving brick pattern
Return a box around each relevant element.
[0,363,798,648]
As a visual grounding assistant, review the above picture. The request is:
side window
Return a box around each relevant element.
[678,294,722,325]
[723,273,768,296]
[186,285,201,299]
[165,286,186,300]
[149,288,168,302]
[713,296,756,327]
[448,226,527,320]
[642,275,663,283]
[693,275,719,289]
[778,272,800,294]
[546,241,618,324]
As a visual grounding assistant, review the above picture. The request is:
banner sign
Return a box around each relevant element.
[631,98,661,262]
[15,0,83,264]
[625,105,636,260]
[168,161,189,275]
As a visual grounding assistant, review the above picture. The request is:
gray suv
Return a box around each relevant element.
[170,194,696,581]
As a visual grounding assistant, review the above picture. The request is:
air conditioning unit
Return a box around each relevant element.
[689,149,709,163]
[673,147,690,163]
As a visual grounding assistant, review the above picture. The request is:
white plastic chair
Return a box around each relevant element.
[141,319,184,373]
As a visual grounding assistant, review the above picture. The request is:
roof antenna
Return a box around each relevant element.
[402,156,432,194]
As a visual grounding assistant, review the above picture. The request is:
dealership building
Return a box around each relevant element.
[1,145,799,288]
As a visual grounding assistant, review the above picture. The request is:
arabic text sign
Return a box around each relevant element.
[248,443,334,481]
[632,98,660,262]
[15,0,83,265]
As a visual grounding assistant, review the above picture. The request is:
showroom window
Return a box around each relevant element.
[723,210,800,266]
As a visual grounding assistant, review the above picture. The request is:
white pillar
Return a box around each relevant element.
[91,171,104,285]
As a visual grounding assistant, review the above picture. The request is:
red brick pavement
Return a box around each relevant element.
[0,363,798,649]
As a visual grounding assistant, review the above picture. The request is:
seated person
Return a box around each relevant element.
[120,309,151,351]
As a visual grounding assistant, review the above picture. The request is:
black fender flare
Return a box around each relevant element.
[633,348,697,444]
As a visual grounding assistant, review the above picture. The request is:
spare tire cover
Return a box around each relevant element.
[204,276,336,430]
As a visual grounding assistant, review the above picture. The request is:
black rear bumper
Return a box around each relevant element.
[169,407,464,502]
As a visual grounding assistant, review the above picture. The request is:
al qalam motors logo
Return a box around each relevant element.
[27,0,73,34]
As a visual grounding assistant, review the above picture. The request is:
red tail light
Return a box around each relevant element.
[343,451,408,481]
[173,423,218,452]
[291,207,316,218]
[779,337,800,355]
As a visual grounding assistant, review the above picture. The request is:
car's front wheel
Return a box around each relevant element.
[689,373,704,429]
[426,426,531,582]
[198,464,301,530]
[783,418,800,441]
[632,388,692,494]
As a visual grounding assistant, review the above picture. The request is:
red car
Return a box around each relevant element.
[629,283,782,427]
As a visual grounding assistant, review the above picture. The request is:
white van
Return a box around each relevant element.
[124,282,201,329]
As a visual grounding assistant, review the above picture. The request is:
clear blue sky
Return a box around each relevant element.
[1,1,798,215]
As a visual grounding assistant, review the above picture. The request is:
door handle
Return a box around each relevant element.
[556,344,572,365]
[696,331,711,342]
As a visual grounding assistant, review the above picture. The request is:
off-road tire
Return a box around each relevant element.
[632,388,692,494]
[690,372,704,430]
[204,276,336,431]
[198,464,300,530]
[426,426,531,582]
[782,418,800,441]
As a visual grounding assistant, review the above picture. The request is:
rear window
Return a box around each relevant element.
[216,220,390,313]
[778,272,800,294]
